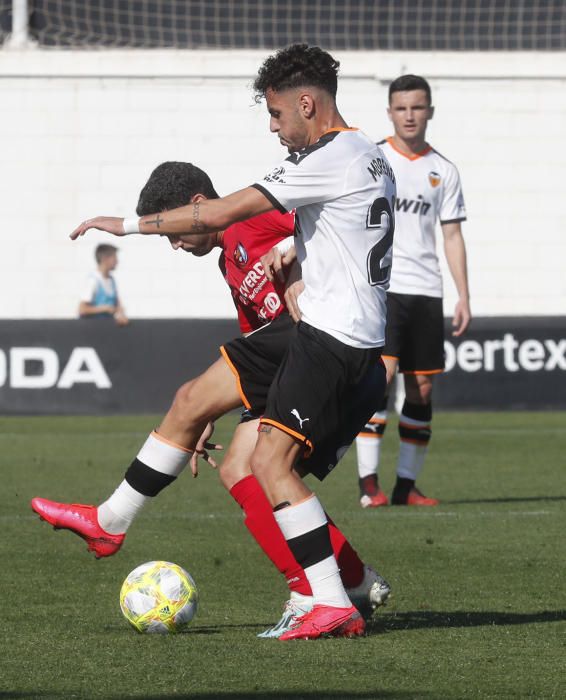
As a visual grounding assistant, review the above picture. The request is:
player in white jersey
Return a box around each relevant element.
[356,74,471,508]
[64,45,396,640]
[256,127,395,349]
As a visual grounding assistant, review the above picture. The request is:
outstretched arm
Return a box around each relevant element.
[78,301,116,317]
[442,221,471,337]
[113,299,129,326]
[70,187,274,240]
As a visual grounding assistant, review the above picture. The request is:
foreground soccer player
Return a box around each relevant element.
[355,75,471,508]
[35,44,396,640]
[33,159,390,636]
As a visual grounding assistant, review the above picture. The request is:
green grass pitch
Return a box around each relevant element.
[1,412,564,699]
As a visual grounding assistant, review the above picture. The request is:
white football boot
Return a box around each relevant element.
[257,591,314,639]
[346,565,391,620]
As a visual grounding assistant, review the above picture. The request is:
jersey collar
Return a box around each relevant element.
[323,127,359,136]
[386,136,432,161]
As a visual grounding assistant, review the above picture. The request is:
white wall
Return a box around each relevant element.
[0,49,564,319]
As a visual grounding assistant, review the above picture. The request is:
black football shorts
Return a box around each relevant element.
[383,292,445,374]
[220,312,295,415]
[261,321,385,481]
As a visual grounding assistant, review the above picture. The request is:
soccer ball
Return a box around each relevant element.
[120,560,198,634]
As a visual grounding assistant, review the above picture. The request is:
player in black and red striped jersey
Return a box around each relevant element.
[135,161,293,334]
[32,160,390,638]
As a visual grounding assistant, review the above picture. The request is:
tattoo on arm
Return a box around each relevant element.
[259,425,272,434]
[191,201,206,232]
[144,214,164,229]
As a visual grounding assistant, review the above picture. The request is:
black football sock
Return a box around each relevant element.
[391,477,415,504]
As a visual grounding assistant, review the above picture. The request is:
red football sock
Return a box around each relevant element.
[229,475,312,596]
[327,515,365,588]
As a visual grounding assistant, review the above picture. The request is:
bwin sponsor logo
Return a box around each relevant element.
[395,195,431,216]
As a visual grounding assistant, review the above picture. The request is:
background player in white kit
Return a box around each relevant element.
[356,74,471,508]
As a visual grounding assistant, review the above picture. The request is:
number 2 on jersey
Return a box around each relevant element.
[366,196,395,287]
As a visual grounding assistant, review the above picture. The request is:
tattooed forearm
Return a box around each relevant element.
[191,201,206,232]
[144,214,164,229]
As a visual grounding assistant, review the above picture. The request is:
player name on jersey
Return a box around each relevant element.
[367,156,396,183]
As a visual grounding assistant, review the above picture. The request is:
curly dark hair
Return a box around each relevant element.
[389,75,432,105]
[253,44,340,102]
[136,161,219,216]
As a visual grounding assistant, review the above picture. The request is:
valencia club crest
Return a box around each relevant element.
[428,171,441,188]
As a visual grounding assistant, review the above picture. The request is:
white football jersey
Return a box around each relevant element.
[253,128,396,349]
[379,138,466,298]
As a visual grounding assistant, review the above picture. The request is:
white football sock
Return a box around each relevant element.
[98,431,191,534]
[98,481,148,535]
[397,441,427,480]
[355,411,387,478]
[275,494,351,609]
[137,431,192,476]
[397,415,430,480]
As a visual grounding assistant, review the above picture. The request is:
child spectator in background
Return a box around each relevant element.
[79,244,129,326]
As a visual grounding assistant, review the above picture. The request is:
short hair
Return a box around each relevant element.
[136,161,219,216]
[95,244,118,264]
[388,75,432,105]
[253,43,340,102]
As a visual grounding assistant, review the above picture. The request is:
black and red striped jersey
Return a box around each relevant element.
[219,210,295,334]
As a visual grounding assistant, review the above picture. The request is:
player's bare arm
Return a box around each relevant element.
[442,220,471,336]
[283,261,304,323]
[78,301,116,317]
[70,187,273,240]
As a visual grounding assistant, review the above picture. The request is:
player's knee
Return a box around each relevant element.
[409,383,432,405]
[249,439,279,488]
[250,436,297,489]
[404,375,433,405]
[171,380,207,423]
[218,457,251,491]
[249,449,268,483]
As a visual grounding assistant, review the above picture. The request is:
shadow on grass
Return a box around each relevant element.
[1,693,429,700]
[446,495,566,505]
[104,625,227,635]
[112,609,566,639]
[107,623,268,635]
[118,693,424,699]
[371,609,566,633]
